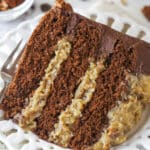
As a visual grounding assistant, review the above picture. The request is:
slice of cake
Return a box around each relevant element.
[1,0,150,150]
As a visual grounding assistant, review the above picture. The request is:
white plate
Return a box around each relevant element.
[110,0,150,28]
[0,8,150,150]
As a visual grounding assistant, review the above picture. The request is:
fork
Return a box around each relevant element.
[0,39,23,100]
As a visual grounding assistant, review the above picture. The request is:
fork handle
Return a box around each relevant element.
[0,81,9,102]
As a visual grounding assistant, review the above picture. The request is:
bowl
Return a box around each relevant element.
[0,0,34,22]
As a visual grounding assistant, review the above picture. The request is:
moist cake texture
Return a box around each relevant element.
[1,0,150,150]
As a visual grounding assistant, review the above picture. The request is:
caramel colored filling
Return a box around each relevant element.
[128,75,150,103]
[19,39,71,130]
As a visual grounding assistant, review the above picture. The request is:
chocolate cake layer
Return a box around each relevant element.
[1,1,150,150]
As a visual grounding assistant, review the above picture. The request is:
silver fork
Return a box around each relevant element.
[0,40,23,100]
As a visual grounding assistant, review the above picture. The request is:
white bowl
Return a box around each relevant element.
[0,0,34,22]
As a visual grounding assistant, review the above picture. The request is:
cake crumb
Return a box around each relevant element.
[142,6,150,21]
[40,3,51,12]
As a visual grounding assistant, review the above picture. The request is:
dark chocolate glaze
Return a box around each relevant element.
[133,41,150,75]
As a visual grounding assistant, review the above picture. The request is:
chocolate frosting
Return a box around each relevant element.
[133,41,150,75]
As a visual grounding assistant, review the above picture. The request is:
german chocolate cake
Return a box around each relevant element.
[1,0,150,150]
